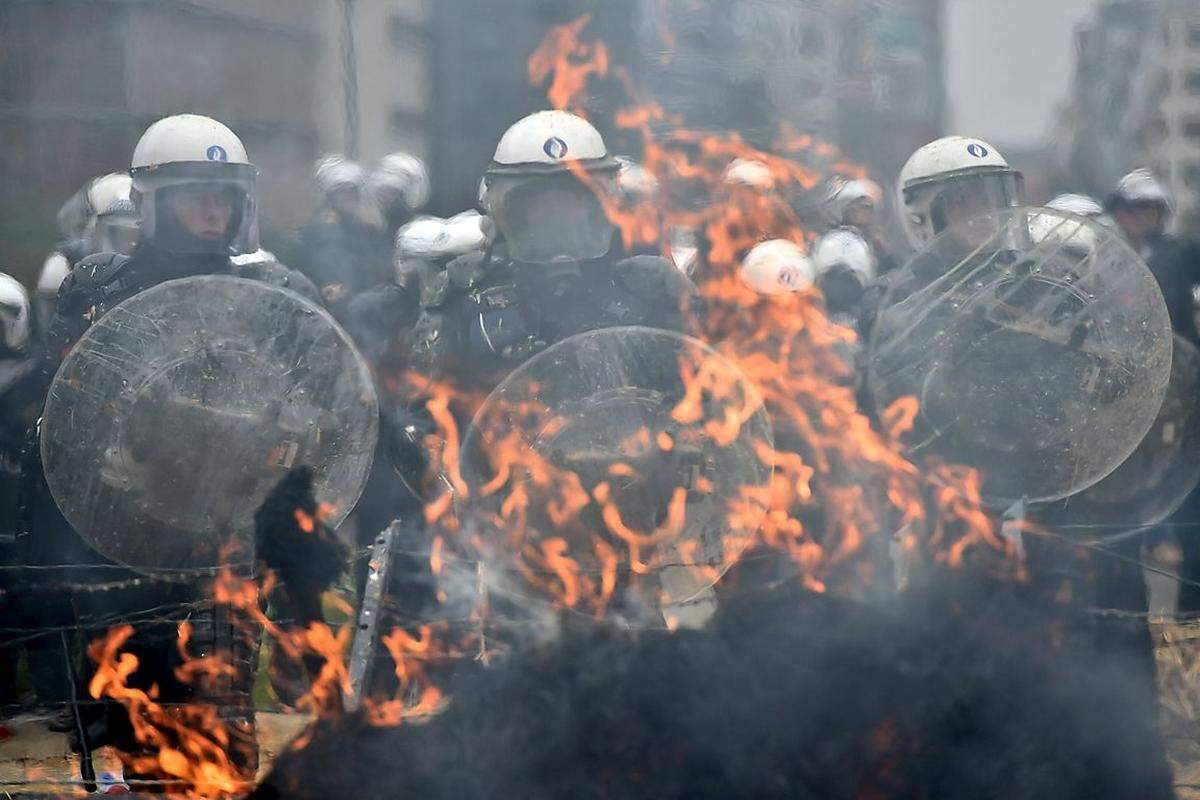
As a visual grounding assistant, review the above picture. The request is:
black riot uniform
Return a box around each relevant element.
[0,339,60,706]
[410,247,696,389]
[350,111,699,694]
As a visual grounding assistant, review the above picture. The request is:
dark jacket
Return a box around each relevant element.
[409,248,698,391]
[1138,233,1200,346]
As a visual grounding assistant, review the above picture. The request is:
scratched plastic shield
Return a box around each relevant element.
[41,275,378,572]
[1033,334,1200,541]
[453,326,772,627]
[865,208,1172,506]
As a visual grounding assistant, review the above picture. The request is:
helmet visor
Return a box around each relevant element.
[927,171,1024,246]
[156,181,253,254]
[135,162,257,255]
[491,173,615,264]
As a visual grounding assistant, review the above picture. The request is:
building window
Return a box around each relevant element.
[1185,119,1200,140]
[1187,71,1200,94]
[1189,27,1200,48]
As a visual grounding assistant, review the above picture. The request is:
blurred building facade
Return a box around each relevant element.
[318,0,430,165]
[0,0,431,281]
[638,0,945,204]
[832,0,946,199]
[1051,0,1200,231]
[0,0,944,280]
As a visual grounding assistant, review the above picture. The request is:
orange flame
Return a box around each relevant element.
[528,14,609,111]
[87,625,249,798]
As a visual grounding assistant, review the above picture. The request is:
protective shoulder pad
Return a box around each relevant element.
[69,252,131,294]
[612,255,696,304]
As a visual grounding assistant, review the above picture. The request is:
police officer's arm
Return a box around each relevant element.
[42,269,90,374]
[42,252,131,376]
[613,255,703,336]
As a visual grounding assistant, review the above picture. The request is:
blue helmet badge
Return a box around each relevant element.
[206,144,229,162]
[543,137,569,160]
[966,143,989,159]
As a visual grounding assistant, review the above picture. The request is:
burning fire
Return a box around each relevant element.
[87,625,250,798]
[83,14,1010,795]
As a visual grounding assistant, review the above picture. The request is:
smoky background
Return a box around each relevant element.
[0,0,942,286]
[5,1,1195,286]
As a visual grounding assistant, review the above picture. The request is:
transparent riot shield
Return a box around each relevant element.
[452,326,773,628]
[865,207,1172,507]
[41,275,378,572]
[1032,335,1200,542]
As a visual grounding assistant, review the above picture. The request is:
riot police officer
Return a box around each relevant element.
[1106,171,1200,614]
[35,114,314,771]
[355,113,696,657]
[823,177,896,276]
[858,135,1025,339]
[1106,170,1199,344]
[367,151,431,240]
[0,274,50,705]
[410,110,696,389]
[812,228,876,327]
[296,155,386,314]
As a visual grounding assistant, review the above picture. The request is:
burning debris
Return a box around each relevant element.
[252,576,1175,800]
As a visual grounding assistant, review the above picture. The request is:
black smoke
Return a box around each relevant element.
[251,571,1175,800]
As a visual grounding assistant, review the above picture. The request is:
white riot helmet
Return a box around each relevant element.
[1046,193,1102,218]
[314,155,366,195]
[485,110,620,264]
[723,158,775,190]
[56,185,94,243]
[0,274,31,354]
[897,136,1024,249]
[370,152,431,219]
[130,114,257,255]
[396,212,487,261]
[34,252,69,332]
[813,229,875,285]
[1108,169,1173,215]
[825,178,882,226]
[37,253,71,299]
[739,239,815,295]
[1028,210,1100,258]
[88,173,139,255]
[813,229,875,317]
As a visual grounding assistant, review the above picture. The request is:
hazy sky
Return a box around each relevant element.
[946,0,1097,149]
